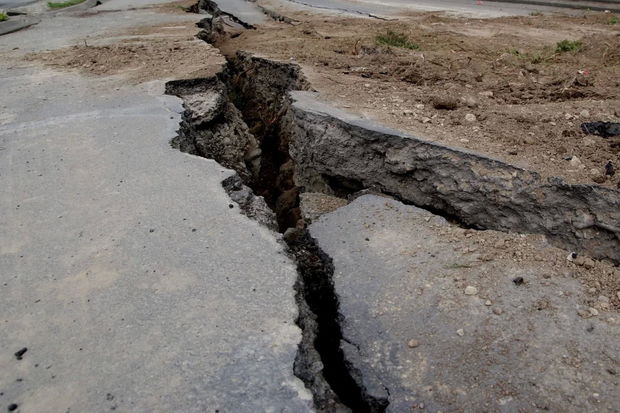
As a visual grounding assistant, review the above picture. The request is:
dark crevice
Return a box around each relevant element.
[289,231,389,413]
[218,53,311,231]
[165,13,390,407]
[320,174,477,229]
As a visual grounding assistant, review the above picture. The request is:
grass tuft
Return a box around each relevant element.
[0,12,8,22]
[555,39,582,53]
[376,30,419,50]
[609,16,619,25]
[47,0,86,9]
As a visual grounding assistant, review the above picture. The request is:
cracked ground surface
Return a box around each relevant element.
[1,0,619,411]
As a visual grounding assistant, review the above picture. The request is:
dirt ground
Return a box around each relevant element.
[219,1,620,188]
[24,2,224,83]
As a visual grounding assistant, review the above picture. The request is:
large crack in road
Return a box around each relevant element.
[166,50,387,412]
[165,1,620,411]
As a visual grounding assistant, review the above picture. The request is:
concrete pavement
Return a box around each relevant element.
[310,195,620,412]
[0,2,312,412]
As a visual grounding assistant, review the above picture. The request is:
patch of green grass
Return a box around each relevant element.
[555,39,582,53]
[609,16,619,25]
[47,0,86,9]
[376,30,419,50]
[0,12,8,22]
[530,52,545,64]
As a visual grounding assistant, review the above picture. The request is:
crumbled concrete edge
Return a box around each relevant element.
[287,91,620,263]
[0,16,40,36]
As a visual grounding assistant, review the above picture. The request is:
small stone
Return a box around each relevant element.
[605,161,615,176]
[577,308,591,318]
[589,307,599,316]
[283,227,304,243]
[582,137,596,146]
[569,156,585,169]
[465,113,477,122]
[364,83,371,88]
[415,104,425,109]
[492,307,503,315]
[456,329,465,336]
[421,117,431,124]
[580,109,590,118]
[403,109,414,116]
[407,339,420,348]
[478,91,493,98]
[464,286,478,295]
[574,256,586,266]
[485,300,492,306]
[432,96,459,110]
[14,348,27,360]
[566,252,577,261]
[598,295,609,303]
[460,96,479,108]
[583,258,595,269]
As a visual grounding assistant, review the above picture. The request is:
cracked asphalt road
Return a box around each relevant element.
[0,2,312,412]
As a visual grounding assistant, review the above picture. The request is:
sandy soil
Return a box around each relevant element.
[221,3,620,188]
[24,2,224,83]
[440,217,620,312]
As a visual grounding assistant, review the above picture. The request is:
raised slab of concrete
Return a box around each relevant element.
[0,16,40,36]
[209,0,268,26]
[288,91,620,263]
[310,194,620,412]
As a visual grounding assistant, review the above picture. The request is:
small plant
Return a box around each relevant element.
[555,39,582,53]
[0,12,8,22]
[47,0,86,9]
[609,16,619,25]
[530,53,544,64]
[508,48,522,56]
[376,30,419,50]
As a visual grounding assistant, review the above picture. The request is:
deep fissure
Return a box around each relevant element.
[165,52,389,411]
[168,2,620,410]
